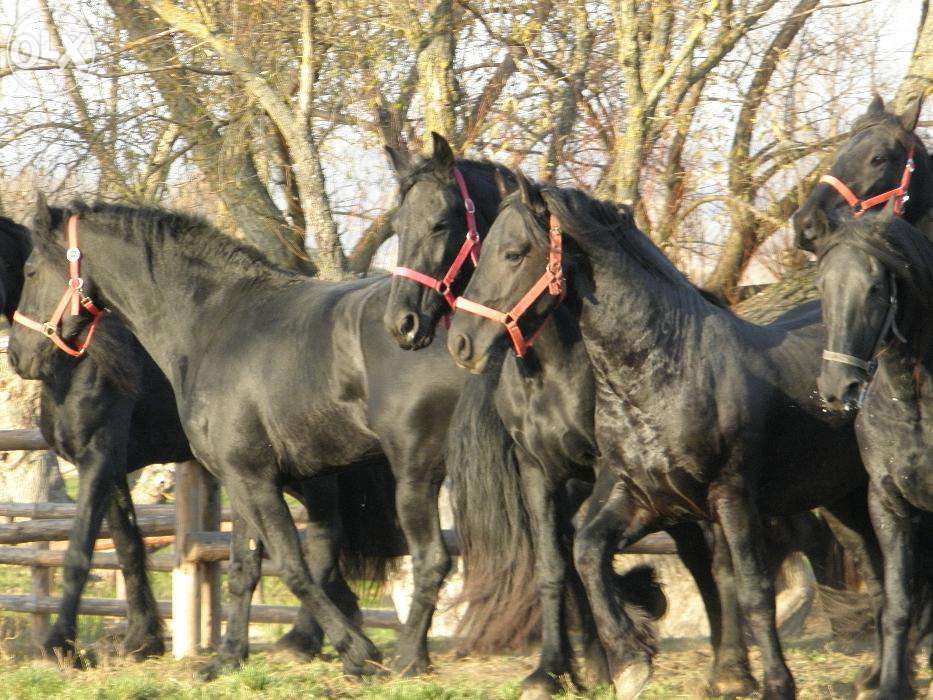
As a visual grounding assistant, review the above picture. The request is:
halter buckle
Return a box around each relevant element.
[464,198,476,215]
[66,247,81,263]
[42,323,55,337]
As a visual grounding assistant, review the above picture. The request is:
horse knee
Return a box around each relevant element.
[227,561,260,598]
[573,528,602,581]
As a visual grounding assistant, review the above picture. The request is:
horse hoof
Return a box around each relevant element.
[613,660,651,699]
[762,679,796,700]
[340,632,383,677]
[196,655,243,681]
[707,669,759,697]
[124,635,165,661]
[273,628,323,661]
[856,690,911,700]
[392,654,431,677]
[520,668,565,698]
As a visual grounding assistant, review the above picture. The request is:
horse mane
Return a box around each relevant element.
[59,201,295,283]
[819,216,933,319]
[0,216,32,317]
[504,184,717,303]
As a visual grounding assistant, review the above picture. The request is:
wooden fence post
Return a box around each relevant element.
[199,473,221,650]
[30,540,50,648]
[172,461,219,658]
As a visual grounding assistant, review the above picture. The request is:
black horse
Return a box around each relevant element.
[10,196,524,677]
[447,178,888,698]
[383,135,862,698]
[816,211,933,699]
[794,94,930,251]
[4,218,400,670]
[384,139,760,696]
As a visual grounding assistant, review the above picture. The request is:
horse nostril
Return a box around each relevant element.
[453,333,472,363]
[841,381,864,410]
[398,312,418,338]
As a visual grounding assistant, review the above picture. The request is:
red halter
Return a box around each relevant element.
[392,167,481,308]
[820,146,915,218]
[454,215,564,358]
[13,216,105,357]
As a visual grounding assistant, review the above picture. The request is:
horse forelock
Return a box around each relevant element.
[398,157,512,202]
[820,217,933,322]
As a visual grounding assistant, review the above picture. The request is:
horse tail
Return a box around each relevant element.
[336,455,405,591]
[447,355,540,652]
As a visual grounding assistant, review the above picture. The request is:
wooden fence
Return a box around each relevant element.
[0,428,677,658]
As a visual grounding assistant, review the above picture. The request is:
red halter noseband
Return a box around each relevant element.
[392,167,481,308]
[454,215,564,358]
[820,146,915,218]
[13,216,104,357]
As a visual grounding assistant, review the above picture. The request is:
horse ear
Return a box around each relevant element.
[32,191,51,237]
[494,169,515,199]
[896,94,923,132]
[515,171,538,208]
[384,145,411,175]
[430,132,455,169]
[866,94,886,116]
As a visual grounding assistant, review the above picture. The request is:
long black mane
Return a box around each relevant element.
[508,184,726,307]
[0,216,32,319]
[55,201,297,284]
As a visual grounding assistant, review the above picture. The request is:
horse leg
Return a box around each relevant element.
[105,473,164,660]
[197,511,264,680]
[390,462,450,676]
[219,472,382,676]
[667,522,757,697]
[711,484,794,699]
[820,490,885,692]
[275,476,360,659]
[865,484,915,700]
[515,448,575,698]
[44,446,123,666]
[573,467,656,699]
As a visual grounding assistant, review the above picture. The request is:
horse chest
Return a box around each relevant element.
[858,393,933,512]
[592,382,711,519]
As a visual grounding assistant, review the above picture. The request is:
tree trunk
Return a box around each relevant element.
[109,0,315,274]
[417,0,459,146]
[894,0,931,112]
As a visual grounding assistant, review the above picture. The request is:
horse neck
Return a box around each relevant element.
[574,243,714,375]
[78,219,260,384]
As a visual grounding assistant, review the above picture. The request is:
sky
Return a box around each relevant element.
[0,0,926,281]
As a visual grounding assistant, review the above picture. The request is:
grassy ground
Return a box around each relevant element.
[0,565,929,698]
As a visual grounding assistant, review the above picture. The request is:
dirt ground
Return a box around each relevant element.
[0,626,929,699]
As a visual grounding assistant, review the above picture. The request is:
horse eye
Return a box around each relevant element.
[871,154,887,165]
[504,251,525,263]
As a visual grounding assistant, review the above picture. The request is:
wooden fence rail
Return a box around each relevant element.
[0,430,677,658]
